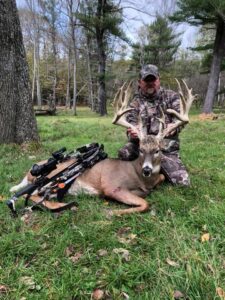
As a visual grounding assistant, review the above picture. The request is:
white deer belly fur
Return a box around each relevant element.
[68,178,99,196]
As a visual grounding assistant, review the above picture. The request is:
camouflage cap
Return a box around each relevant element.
[139,64,159,80]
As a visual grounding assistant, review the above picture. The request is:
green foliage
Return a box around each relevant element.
[194,26,225,73]
[1,108,225,299]
[157,50,200,93]
[169,0,225,25]
[77,0,126,42]
[132,15,181,69]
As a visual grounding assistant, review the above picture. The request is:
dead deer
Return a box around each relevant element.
[10,80,195,215]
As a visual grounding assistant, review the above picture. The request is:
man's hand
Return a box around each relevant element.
[127,127,138,139]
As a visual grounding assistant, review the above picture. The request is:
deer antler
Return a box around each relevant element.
[112,81,143,138]
[156,106,166,140]
[162,79,196,138]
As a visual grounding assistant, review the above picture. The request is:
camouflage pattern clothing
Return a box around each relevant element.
[118,86,190,186]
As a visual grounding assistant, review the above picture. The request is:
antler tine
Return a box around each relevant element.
[112,81,139,134]
[156,106,166,140]
[181,79,196,112]
[163,80,196,138]
[113,81,127,112]
[175,78,185,115]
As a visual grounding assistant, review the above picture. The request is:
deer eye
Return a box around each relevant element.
[154,150,160,156]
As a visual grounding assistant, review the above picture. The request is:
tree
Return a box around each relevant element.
[18,5,42,106]
[132,15,181,69]
[0,0,39,144]
[39,0,61,107]
[27,0,42,107]
[66,0,80,116]
[170,0,225,114]
[77,0,125,116]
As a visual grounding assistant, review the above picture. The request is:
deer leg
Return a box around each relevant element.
[103,187,150,215]
[154,174,165,188]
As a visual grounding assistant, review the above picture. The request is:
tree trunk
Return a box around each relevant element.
[32,35,42,108]
[96,0,107,116]
[96,31,107,116]
[30,0,41,108]
[72,44,77,116]
[67,0,79,115]
[202,17,225,114]
[52,38,57,107]
[96,36,107,116]
[66,46,71,108]
[86,34,94,111]
[32,40,36,103]
[0,0,39,144]
[36,31,42,107]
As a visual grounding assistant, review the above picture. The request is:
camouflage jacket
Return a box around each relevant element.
[126,86,182,153]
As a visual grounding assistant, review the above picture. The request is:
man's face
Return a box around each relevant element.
[139,75,160,96]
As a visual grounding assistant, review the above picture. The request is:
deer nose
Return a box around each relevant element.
[142,166,152,177]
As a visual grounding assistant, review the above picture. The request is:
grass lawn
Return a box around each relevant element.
[0,107,225,299]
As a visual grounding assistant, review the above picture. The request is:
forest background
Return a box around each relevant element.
[15,0,225,119]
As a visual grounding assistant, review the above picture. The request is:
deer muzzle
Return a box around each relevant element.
[142,166,152,177]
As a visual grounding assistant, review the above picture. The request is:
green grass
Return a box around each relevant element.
[0,107,225,299]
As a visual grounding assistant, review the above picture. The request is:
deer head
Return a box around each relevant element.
[112,80,196,178]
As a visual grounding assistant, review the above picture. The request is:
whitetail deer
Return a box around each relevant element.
[10,80,195,215]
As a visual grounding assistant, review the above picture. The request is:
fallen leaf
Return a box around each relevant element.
[121,292,130,300]
[52,260,59,267]
[150,209,157,216]
[113,248,130,262]
[207,263,214,274]
[202,224,207,231]
[41,242,47,250]
[186,264,192,276]
[69,252,82,263]
[201,233,210,242]
[118,234,137,245]
[167,208,175,217]
[70,206,78,212]
[166,258,180,267]
[0,195,4,201]
[20,212,33,225]
[121,291,129,299]
[91,221,112,226]
[135,283,145,292]
[65,245,75,257]
[82,267,89,274]
[97,249,108,257]
[20,276,36,290]
[117,227,131,236]
[28,156,36,160]
[216,287,225,299]
[92,288,104,300]
[173,290,185,299]
[222,261,225,269]
[0,285,8,293]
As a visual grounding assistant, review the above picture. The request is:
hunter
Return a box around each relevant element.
[118,64,190,186]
